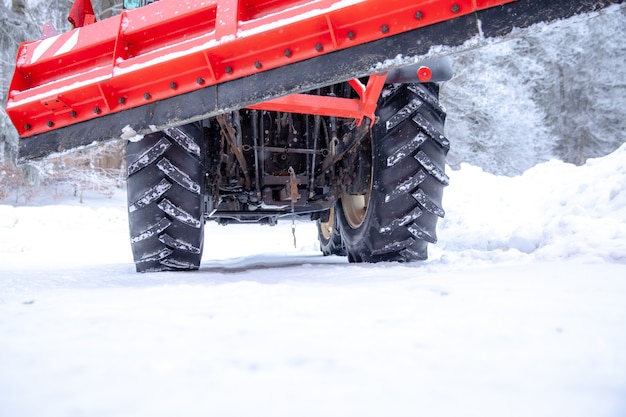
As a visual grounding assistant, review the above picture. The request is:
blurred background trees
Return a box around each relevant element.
[441,6,626,175]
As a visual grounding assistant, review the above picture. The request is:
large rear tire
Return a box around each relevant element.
[126,124,206,272]
[337,83,449,262]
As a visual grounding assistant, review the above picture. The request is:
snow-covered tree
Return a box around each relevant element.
[441,7,626,175]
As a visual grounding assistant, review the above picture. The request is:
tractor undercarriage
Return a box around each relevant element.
[6,0,622,271]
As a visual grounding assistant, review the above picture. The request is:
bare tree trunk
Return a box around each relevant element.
[98,0,123,20]
[11,0,26,15]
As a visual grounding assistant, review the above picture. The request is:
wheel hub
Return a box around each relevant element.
[341,134,373,229]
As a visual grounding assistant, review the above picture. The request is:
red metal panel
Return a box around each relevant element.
[248,94,364,119]
[68,0,97,28]
[6,0,513,138]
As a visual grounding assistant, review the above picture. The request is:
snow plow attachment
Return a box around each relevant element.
[6,0,623,160]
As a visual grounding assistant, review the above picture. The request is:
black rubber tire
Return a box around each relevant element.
[317,205,346,257]
[337,83,449,262]
[126,124,205,272]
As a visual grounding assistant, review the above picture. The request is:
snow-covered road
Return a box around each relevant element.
[1,145,625,416]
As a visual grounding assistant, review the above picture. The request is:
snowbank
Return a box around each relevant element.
[0,145,625,417]
[435,142,626,265]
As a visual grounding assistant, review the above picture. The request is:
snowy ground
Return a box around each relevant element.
[1,144,625,416]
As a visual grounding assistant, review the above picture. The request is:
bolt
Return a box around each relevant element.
[118,97,126,105]
[170,81,178,89]
[93,107,101,114]
[415,10,423,20]
[70,111,77,118]
[144,93,151,100]
[347,30,355,40]
[381,24,389,34]
[254,61,262,69]
[197,77,205,85]
[225,66,233,74]
[47,120,54,127]
[451,3,460,13]
[315,43,323,52]
[284,48,292,57]
[24,123,32,131]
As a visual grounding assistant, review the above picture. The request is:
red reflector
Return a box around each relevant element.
[417,66,432,82]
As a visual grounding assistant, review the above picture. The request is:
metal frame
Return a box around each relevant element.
[248,74,388,126]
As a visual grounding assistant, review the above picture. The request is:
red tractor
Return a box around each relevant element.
[5,0,621,271]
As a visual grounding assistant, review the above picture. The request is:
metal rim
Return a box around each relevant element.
[320,206,336,241]
[341,192,370,229]
[341,133,373,229]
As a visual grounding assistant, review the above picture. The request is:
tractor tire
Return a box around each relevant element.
[317,205,346,256]
[337,83,449,262]
[126,124,206,272]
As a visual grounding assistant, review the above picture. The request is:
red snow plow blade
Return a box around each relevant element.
[7,0,510,138]
[5,0,622,159]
